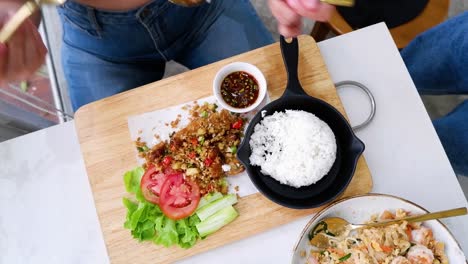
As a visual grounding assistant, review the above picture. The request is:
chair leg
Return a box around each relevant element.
[310,22,331,42]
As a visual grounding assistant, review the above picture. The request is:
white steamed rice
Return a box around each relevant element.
[249,110,337,188]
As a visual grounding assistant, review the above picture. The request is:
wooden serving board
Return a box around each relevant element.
[75,35,373,264]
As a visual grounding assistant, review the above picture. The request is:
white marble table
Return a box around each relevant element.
[0,23,467,264]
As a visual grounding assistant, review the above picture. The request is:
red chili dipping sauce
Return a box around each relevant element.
[221,71,259,108]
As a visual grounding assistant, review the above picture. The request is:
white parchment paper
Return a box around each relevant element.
[127,95,270,197]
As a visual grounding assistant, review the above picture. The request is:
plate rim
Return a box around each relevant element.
[291,193,466,262]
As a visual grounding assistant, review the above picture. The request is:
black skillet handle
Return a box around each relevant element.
[280,36,307,97]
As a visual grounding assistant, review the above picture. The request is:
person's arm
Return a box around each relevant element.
[0,0,47,87]
[268,0,335,37]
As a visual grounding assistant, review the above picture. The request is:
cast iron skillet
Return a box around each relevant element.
[236,36,366,209]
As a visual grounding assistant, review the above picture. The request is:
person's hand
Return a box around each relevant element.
[268,0,335,37]
[0,2,47,87]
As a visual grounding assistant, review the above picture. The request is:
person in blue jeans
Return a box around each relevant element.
[401,11,468,176]
[0,0,273,110]
[57,0,274,110]
[269,0,467,176]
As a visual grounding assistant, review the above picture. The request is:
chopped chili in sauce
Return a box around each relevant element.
[221,71,259,108]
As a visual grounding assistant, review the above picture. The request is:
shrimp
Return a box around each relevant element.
[390,256,410,264]
[406,245,434,264]
[307,255,319,264]
[411,226,433,246]
[380,210,395,220]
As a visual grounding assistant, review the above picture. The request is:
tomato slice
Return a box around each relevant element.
[188,152,196,159]
[163,166,177,175]
[140,165,167,205]
[159,173,201,220]
[204,158,213,167]
[162,156,172,167]
[232,119,243,129]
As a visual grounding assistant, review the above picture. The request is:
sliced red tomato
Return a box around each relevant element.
[204,158,213,167]
[159,173,200,220]
[232,119,243,129]
[170,143,177,152]
[162,156,172,167]
[188,152,196,159]
[140,165,168,205]
[190,138,198,146]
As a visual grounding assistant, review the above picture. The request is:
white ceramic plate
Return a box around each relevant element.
[292,193,467,263]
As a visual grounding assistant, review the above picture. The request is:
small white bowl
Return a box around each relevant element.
[213,62,267,113]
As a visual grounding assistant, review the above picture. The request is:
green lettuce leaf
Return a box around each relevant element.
[140,227,156,241]
[154,218,179,247]
[123,197,138,212]
[123,167,144,194]
[176,218,199,248]
[129,202,147,230]
[123,197,138,229]
[126,202,158,242]
[135,219,156,241]
[145,201,162,218]
[188,214,201,226]
[135,188,146,203]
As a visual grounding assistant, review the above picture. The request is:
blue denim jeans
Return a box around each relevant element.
[57,0,273,111]
[401,11,468,176]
